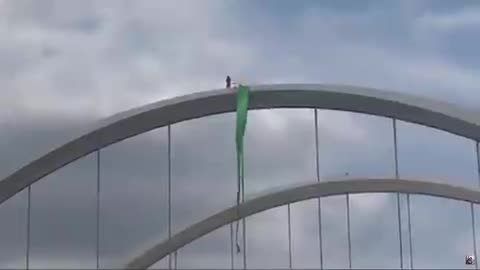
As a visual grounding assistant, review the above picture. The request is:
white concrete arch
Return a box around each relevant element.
[125,178,480,269]
[1,84,480,204]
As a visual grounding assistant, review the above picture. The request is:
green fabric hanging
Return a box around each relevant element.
[236,85,250,159]
[234,84,250,253]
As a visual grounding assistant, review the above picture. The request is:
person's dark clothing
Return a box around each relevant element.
[226,76,231,88]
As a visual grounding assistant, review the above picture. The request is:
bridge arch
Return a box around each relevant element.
[125,178,480,269]
[1,84,480,204]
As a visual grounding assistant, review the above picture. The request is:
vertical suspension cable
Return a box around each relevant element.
[314,109,324,270]
[393,119,404,269]
[393,119,413,269]
[471,203,478,270]
[167,126,178,270]
[174,251,178,270]
[346,194,352,269]
[168,125,172,270]
[96,149,101,270]
[476,142,480,188]
[314,109,323,266]
[241,217,246,270]
[407,193,413,269]
[241,159,247,270]
[230,223,234,270]
[288,204,293,269]
[473,141,480,270]
[26,186,31,270]
[168,126,178,270]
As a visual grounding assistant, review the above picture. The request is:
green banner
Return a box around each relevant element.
[234,84,250,253]
[236,85,250,158]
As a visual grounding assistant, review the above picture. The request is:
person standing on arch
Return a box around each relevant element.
[226,75,232,88]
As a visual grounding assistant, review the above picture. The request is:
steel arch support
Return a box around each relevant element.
[124,178,480,269]
[1,84,480,205]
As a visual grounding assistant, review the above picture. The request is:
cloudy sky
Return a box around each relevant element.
[1,0,480,269]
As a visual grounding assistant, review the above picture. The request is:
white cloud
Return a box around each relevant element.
[350,193,390,215]
[0,0,260,121]
[418,8,480,31]
[317,110,369,143]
